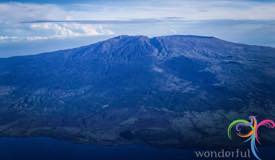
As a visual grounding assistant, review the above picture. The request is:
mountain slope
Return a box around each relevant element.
[0,35,275,147]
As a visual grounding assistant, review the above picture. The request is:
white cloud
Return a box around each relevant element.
[0,23,114,42]
[30,23,114,38]
[0,2,115,42]
[0,36,18,41]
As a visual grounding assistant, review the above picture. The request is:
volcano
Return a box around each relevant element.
[0,35,274,147]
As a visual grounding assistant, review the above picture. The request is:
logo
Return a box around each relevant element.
[227,116,275,160]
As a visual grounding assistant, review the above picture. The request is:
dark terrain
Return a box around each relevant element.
[0,35,275,147]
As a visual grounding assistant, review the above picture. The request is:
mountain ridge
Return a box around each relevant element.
[3,34,273,60]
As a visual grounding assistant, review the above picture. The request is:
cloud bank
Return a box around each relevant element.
[1,0,275,57]
[1,1,275,42]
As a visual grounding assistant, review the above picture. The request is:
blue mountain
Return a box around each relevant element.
[0,35,274,147]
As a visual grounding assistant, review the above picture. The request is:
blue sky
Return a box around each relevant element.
[1,0,275,57]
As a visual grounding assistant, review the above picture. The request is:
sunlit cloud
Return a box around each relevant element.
[30,23,114,38]
[0,23,113,42]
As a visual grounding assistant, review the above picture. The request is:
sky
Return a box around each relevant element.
[0,0,275,57]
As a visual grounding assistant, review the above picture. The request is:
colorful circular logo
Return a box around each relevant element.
[228,116,275,160]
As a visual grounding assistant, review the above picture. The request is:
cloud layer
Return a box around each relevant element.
[1,0,275,57]
[1,1,275,42]
[2,1,275,23]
